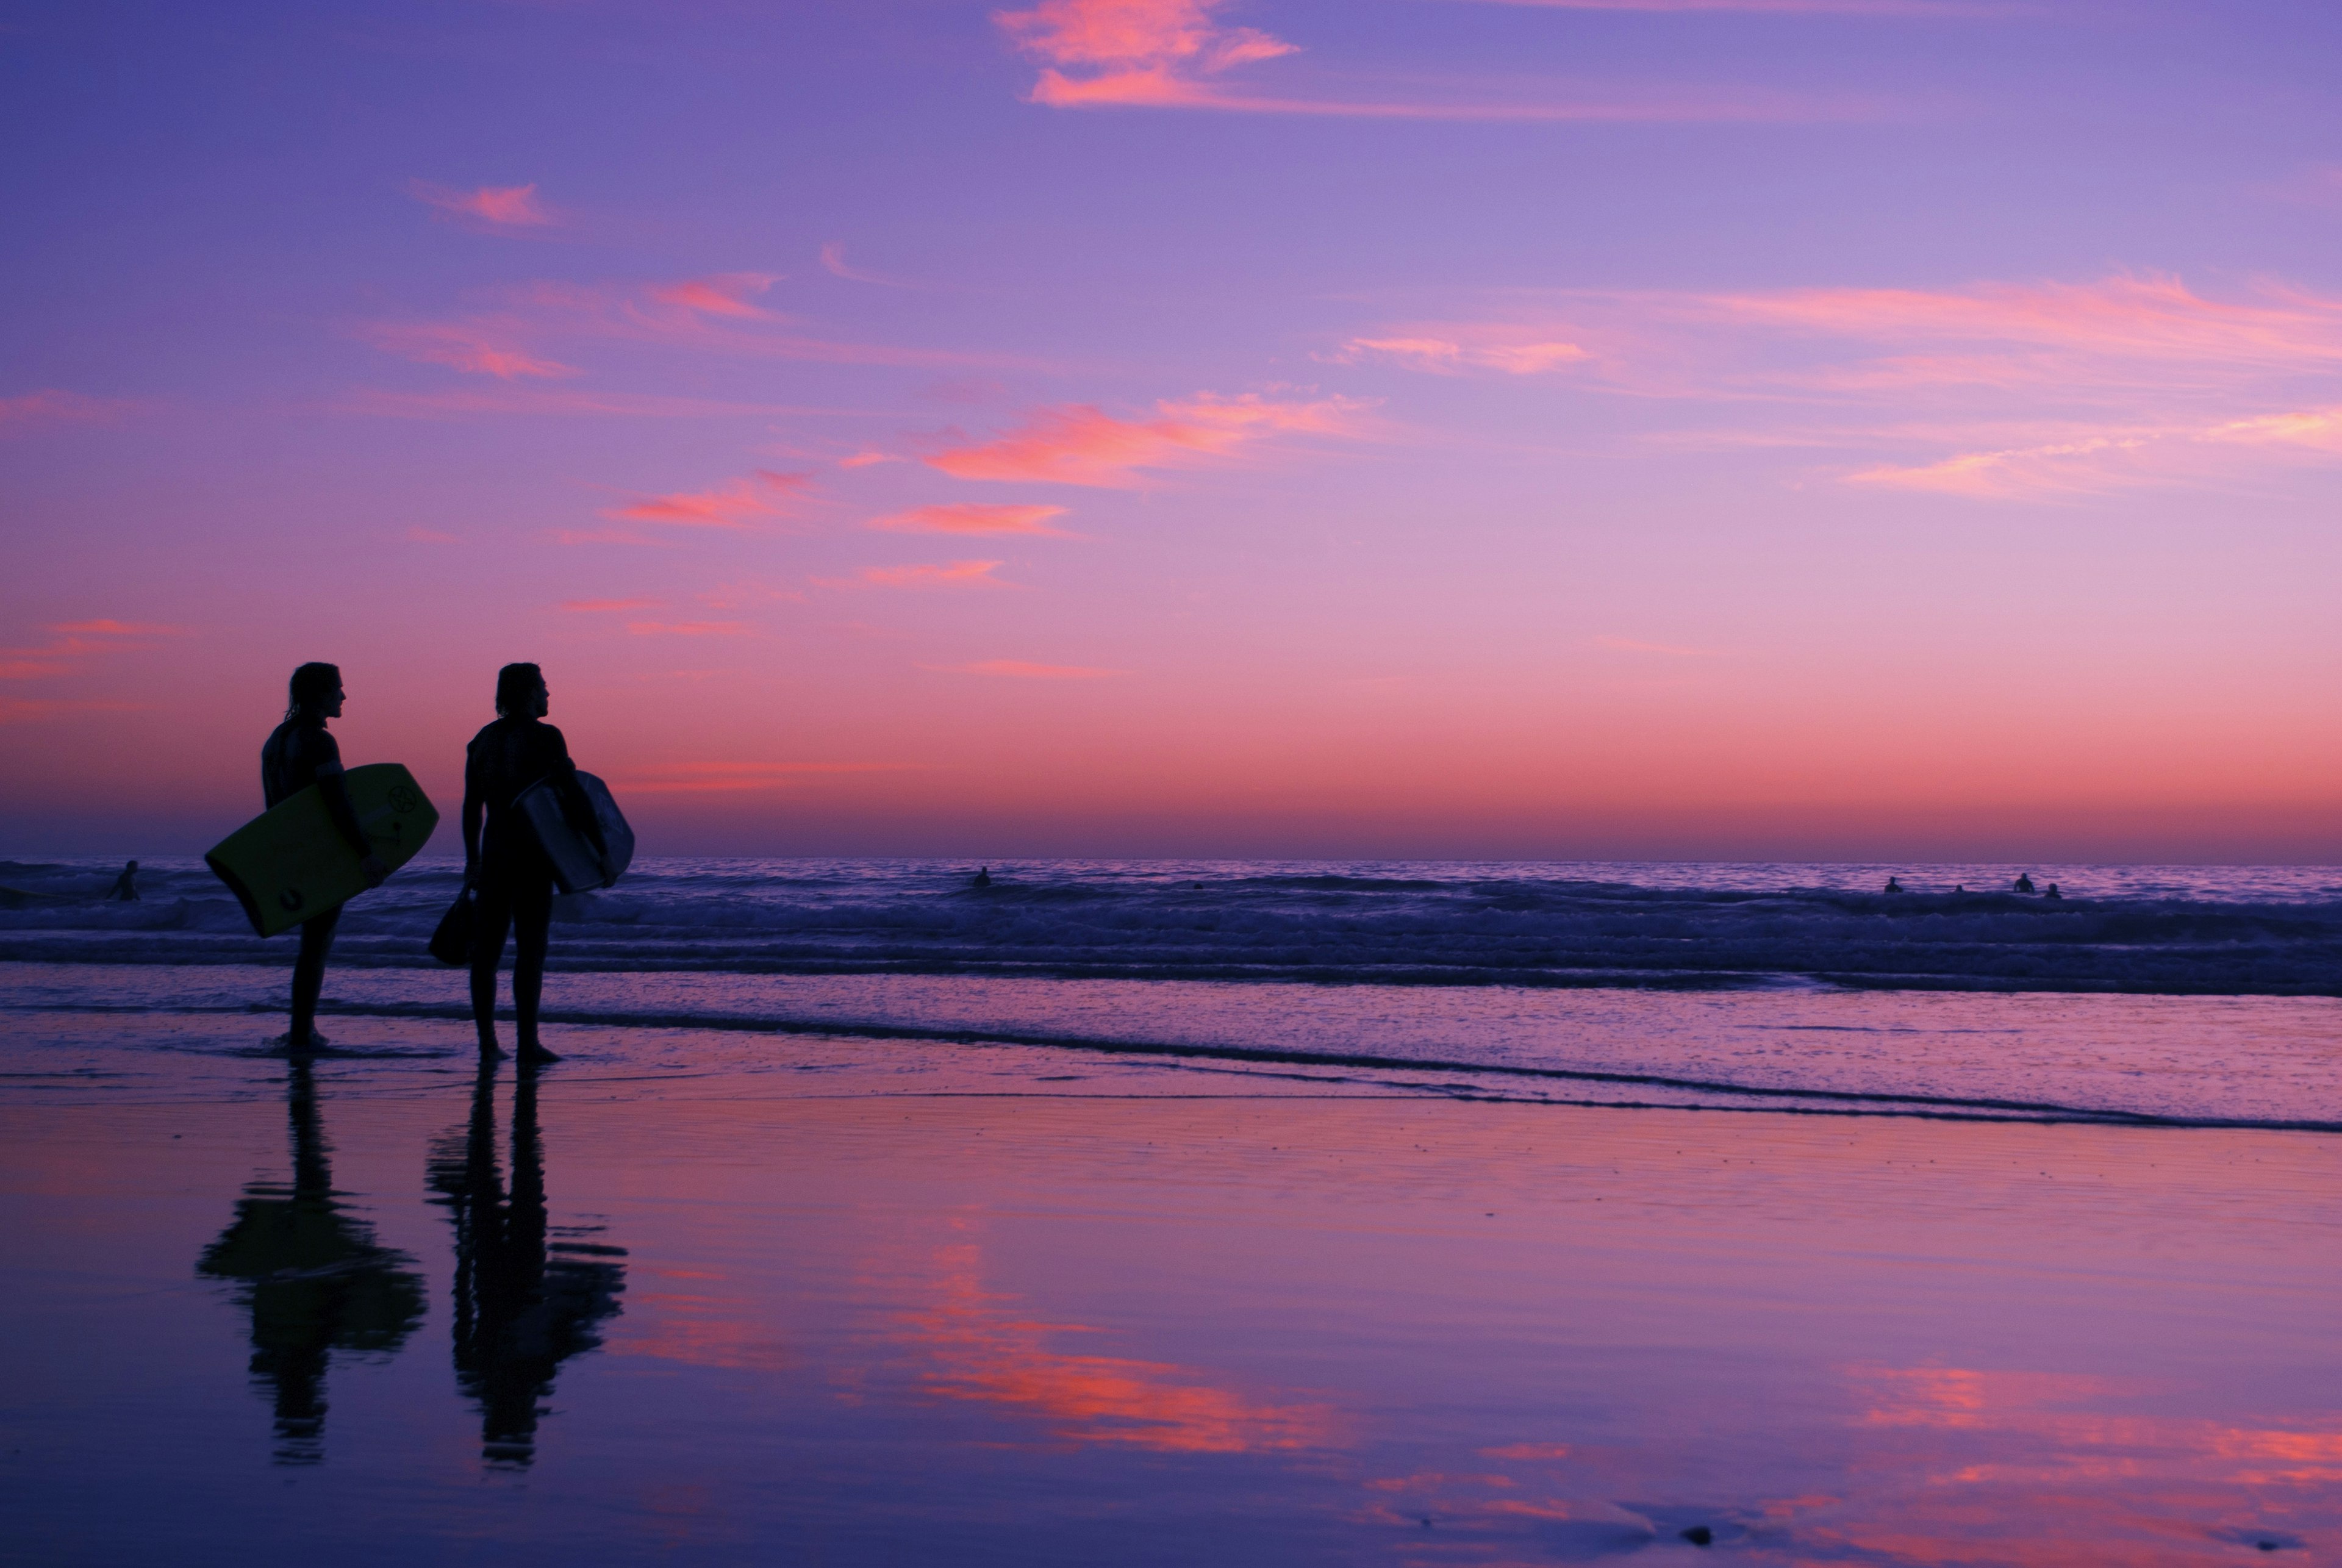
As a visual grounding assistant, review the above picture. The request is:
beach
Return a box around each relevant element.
[3,859,2338,1564]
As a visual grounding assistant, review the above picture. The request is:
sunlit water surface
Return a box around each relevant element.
[3,857,2338,1563]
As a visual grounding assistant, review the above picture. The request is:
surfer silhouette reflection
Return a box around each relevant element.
[427,1061,626,1466]
[261,662,384,1052]
[463,663,579,1064]
[196,1058,425,1464]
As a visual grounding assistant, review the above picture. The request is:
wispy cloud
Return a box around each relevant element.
[932,659,1128,678]
[357,320,579,380]
[869,503,1073,536]
[646,273,779,319]
[0,389,139,432]
[1,620,184,686]
[997,0,1866,120]
[609,470,814,529]
[562,597,664,612]
[340,387,858,420]
[1468,0,1996,13]
[929,392,1366,487]
[839,449,900,468]
[821,242,919,288]
[1345,272,2342,499]
[1337,333,1590,376]
[853,559,1012,589]
[408,180,555,229]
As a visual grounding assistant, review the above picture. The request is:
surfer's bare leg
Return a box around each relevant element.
[469,887,511,1058]
[512,876,557,1062]
[288,908,339,1050]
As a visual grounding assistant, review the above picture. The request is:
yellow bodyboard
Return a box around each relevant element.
[206,764,439,937]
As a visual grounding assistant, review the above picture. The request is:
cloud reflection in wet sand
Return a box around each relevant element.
[902,1244,1338,1455]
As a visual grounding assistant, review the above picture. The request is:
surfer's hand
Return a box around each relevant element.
[360,854,389,889]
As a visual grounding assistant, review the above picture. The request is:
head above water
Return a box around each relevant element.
[285,662,343,721]
[495,662,550,718]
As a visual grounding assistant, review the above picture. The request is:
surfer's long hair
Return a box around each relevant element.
[285,662,340,721]
[495,662,544,717]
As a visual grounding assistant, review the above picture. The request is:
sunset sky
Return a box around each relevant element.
[5,0,2339,859]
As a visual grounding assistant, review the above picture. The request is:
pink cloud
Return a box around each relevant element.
[1472,0,1993,12]
[855,560,1010,589]
[937,659,1128,678]
[563,597,664,612]
[1,620,183,686]
[868,503,1073,536]
[610,470,813,529]
[997,0,1864,120]
[1339,334,1591,376]
[648,274,779,319]
[358,320,578,380]
[928,392,1366,487]
[839,449,899,467]
[50,619,181,637]
[0,696,146,725]
[408,181,554,228]
[0,389,138,432]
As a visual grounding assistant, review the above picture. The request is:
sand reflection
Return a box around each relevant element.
[903,1242,1338,1454]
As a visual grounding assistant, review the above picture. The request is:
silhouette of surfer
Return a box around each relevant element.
[262,664,384,1052]
[107,859,138,901]
[2013,872,2036,893]
[1884,876,1904,893]
[972,866,992,888]
[464,664,571,1064]
[427,1060,625,1467]
[197,1057,424,1463]
[2044,882,2063,900]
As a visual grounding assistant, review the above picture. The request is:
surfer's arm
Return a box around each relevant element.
[316,763,388,888]
[461,745,484,879]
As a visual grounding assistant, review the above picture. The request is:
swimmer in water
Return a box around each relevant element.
[972,867,992,888]
[2044,883,2063,900]
[2014,872,2036,893]
[108,860,140,901]
[1885,876,1904,893]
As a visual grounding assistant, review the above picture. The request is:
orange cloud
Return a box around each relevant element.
[358,320,578,380]
[936,659,1128,678]
[868,503,1072,536]
[0,389,138,431]
[855,560,1010,589]
[408,181,554,228]
[928,392,1365,487]
[610,470,814,528]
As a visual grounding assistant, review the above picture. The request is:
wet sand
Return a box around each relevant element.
[3,1011,2337,1565]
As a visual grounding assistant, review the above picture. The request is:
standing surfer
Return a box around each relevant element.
[263,663,385,1053]
[462,663,570,1065]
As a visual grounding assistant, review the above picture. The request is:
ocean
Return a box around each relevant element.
[4,856,2338,1126]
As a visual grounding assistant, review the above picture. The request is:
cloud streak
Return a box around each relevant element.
[934,659,1129,678]
[0,389,139,432]
[610,470,814,529]
[408,181,555,229]
[868,503,1073,536]
[997,0,1869,120]
[929,392,1366,487]
[853,560,1011,589]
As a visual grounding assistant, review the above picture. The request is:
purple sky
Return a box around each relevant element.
[5,0,2340,859]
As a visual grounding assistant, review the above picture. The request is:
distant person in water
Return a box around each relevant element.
[263,664,385,1053]
[108,860,139,901]
[972,866,991,888]
[2044,883,2063,900]
[1884,876,1904,893]
[2014,872,2036,893]
[464,664,570,1064]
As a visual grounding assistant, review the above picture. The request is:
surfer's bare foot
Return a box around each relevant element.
[478,1036,507,1060]
[518,1041,560,1065]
